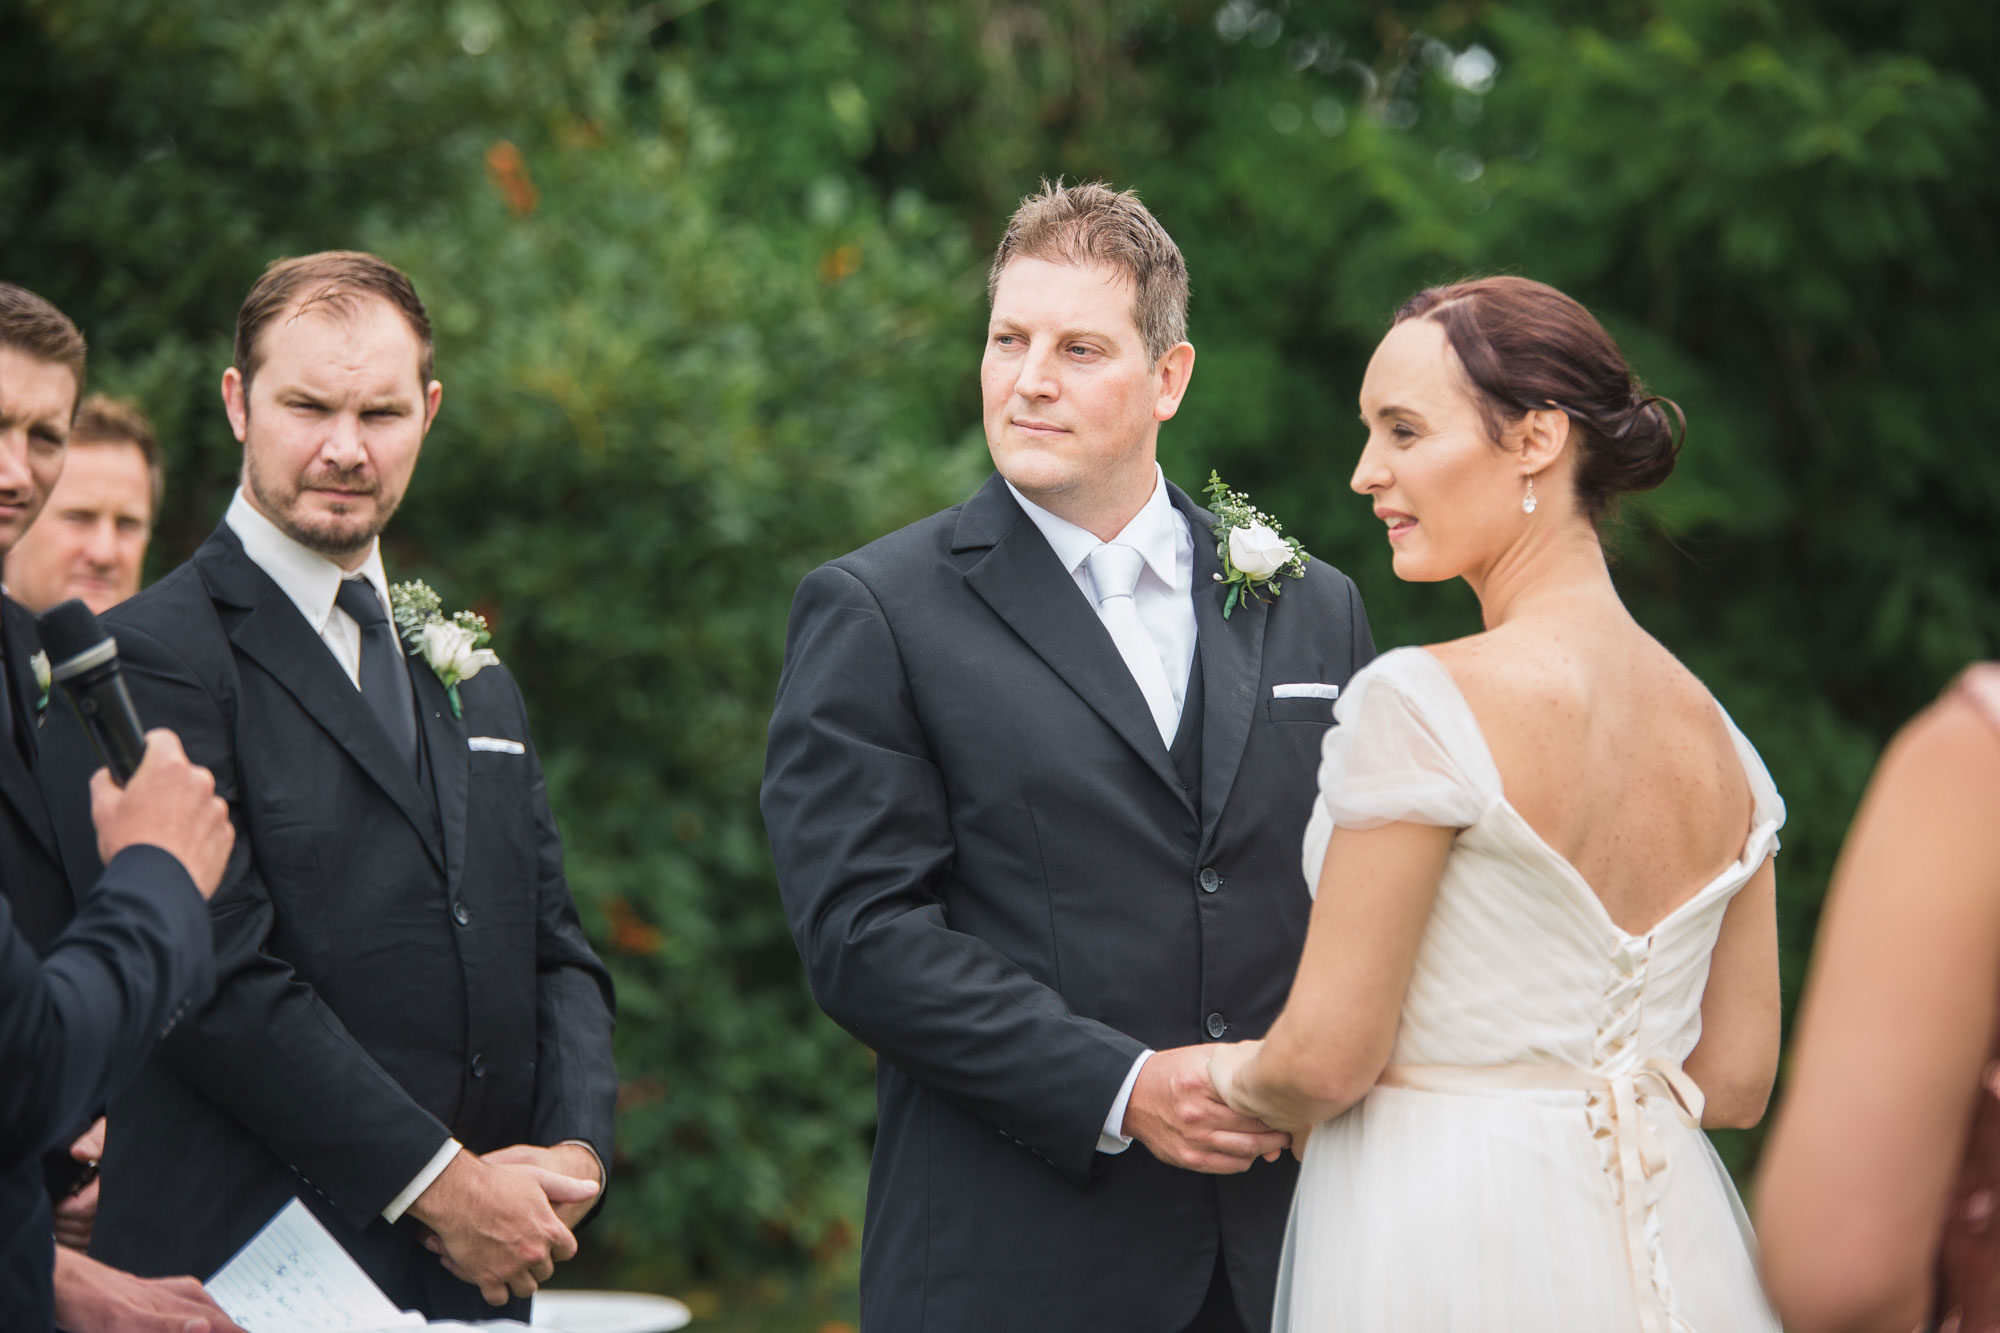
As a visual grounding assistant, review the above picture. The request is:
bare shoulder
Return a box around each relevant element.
[1422,626,1589,731]
[1877,688,2000,820]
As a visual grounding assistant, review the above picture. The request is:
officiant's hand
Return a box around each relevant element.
[90,730,233,898]
[51,1247,249,1333]
[1123,1044,1290,1173]
[408,1148,598,1304]
[481,1142,604,1229]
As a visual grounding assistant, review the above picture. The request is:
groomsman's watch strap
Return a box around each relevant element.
[1097,1050,1154,1154]
[382,1137,462,1222]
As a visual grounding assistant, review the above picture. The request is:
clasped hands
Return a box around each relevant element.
[407,1142,602,1306]
[1123,1043,1304,1174]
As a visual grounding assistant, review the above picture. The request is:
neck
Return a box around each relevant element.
[1463,517,1622,631]
[1018,463,1159,544]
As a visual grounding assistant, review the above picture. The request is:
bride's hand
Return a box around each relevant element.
[1207,1039,1263,1113]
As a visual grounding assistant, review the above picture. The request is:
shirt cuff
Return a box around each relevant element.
[382,1138,462,1223]
[1097,1050,1153,1154]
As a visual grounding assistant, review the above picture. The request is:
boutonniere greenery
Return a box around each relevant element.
[1204,471,1309,618]
[29,650,48,721]
[388,580,499,718]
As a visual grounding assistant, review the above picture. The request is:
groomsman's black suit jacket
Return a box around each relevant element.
[763,475,1376,1331]
[43,525,618,1321]
[1,594,215,1330]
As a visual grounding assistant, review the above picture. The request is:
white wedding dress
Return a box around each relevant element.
[1277,647,1784,1332]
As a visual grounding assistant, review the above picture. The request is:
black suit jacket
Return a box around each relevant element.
[0,596,79,954]
[1,595,216,1332]
[762,475,1375,1331]
[43,525,618,1321]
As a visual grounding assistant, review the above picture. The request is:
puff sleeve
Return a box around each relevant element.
[1302,648,1503,893]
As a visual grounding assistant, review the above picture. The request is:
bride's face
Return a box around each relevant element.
[1351,317,1529,583]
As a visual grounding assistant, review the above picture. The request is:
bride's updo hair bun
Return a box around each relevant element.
[1393,276,1685,522]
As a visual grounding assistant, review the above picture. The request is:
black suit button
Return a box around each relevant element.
[452,900,472,926]
[1205,1012,1227,1039]
[1199,867,1221,893]
[470,1053,486,1079]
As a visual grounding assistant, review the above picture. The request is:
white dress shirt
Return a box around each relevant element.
[224,490,462,1219]
[1005,467,1197,1154]
[225,489,395,690]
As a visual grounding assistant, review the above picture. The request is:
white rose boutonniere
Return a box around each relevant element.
[388,580,498,718]
[30,650,49,720]
[1204,471,1309,618]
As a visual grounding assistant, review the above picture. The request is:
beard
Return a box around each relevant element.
[244,450,401,562]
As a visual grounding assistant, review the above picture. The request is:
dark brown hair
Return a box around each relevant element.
[0,282,87,393]
[234,251,433,389]
[1395,276,1683,522]
[989,179,1190,362]
[70,393,163,516]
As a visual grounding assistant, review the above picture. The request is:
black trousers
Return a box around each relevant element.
[1183,1249,1248,1333]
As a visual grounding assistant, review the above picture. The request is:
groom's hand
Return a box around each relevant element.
[1123,1045,1291,1173]
[407,1149,593,1305]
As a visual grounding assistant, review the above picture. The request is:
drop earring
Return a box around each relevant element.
[1522,475,1538,514]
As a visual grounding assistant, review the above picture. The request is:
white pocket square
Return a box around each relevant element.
[1272,683,1340,700]
[468,736,526,754]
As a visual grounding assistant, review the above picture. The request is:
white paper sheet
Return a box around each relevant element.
[205,1197,424,1331]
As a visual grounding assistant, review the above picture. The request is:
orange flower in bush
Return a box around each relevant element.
[485,140,540,216]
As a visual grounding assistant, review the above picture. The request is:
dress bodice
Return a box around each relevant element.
[1303,646,1785,1079]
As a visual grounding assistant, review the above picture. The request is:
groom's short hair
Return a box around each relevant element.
[989,180,1189,363]
[234,251,434,390]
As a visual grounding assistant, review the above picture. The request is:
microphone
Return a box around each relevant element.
[36,599,147,785]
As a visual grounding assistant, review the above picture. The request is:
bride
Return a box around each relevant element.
[1209,276,1783,1331]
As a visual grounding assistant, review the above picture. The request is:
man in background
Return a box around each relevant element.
[5,393,160,616]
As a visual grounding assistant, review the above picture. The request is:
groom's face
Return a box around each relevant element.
[982,257,1181,512]
[225,294,441,568]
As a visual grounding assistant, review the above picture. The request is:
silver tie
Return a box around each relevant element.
[1084,543,1180,747]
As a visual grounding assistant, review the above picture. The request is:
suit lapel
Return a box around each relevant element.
[956,475,1191,806]
[1169,485,1268,855]
[0,598,59,860]
[411,660,468,895]
[196,531,445,873]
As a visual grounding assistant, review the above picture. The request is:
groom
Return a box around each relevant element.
[762,181,1375,1330]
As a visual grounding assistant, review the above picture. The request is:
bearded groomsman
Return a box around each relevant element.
[763,182,1376,1331]
[44,252,617,1319]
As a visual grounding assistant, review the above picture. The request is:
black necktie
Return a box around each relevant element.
[335,578,418,770]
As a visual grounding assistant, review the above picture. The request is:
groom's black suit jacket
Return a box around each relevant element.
[42,525,618,1320]
[763,475,1375,1331]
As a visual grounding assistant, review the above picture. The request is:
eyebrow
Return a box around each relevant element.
[1359,404,1426,424]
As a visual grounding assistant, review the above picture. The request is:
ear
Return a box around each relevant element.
[1517,405,1570,477]
[422,379,443,433]
[1153,342,1196,423]
[221,368,250,444]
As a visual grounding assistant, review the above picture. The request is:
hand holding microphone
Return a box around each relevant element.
[38,599,234,898]
[89,733,233,899]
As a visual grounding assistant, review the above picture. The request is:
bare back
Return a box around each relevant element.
[1429,617,1754,936]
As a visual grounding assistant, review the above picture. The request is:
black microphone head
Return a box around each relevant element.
[36,598,117,684]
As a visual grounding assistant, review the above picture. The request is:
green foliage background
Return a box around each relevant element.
[5,0,1996,1307]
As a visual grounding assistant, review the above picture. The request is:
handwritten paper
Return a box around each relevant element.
[205,1197,423,1331]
